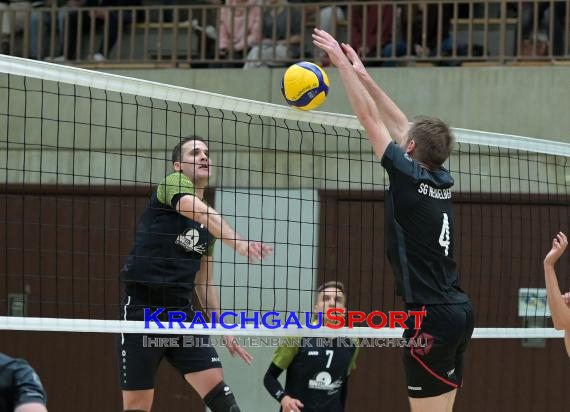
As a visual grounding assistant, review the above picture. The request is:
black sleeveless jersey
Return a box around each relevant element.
[120,172,216,301]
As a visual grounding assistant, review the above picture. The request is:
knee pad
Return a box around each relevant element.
[203,381,240,412]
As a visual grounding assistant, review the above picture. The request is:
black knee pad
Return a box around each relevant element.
[203,381,240,412]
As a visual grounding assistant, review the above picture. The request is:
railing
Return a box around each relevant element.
[0,1,568,67]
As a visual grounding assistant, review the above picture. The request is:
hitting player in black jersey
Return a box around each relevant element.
[0,352,47,412]
[263,281,359,412]
[118,136,272,412]
[313,29,474,412]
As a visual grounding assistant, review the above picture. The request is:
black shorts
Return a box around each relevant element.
[117,295,222,391]
[402,301,474,398]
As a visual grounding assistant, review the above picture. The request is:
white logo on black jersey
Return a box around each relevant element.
[175,228,206,254]
[308,371,343,394]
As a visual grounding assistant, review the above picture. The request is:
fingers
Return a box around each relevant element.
[235,346,254,365]
[311,30,328,46]
[313,27,333,41]
[247,242,273,263]
[246,243,259,262]
[557,232,568,247]
[545,232,568,265]
[312,28,337,52]
[248,242,262,262]
[553,232,568,252]
[312,37,329,52]
[261,243,273,259]
[563,292,570,307]
[283,399,304,412]
[224,336,254,364]
[341,42,358,59]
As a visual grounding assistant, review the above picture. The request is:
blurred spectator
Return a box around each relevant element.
[56,0,141,61]
[244,0,301,68]
[519,1,566,56]
[29,1,67,59]
[383,2,467,66]
[218,0,261,67]
[163,0,221,66]
[317,0,344,35]
[1,1,31,43]
[351,0,394,64]
[289,0,345,61]
[289,0,344,34]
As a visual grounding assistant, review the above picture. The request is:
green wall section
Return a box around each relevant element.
[1,66,568,190]
[106,66,570,143]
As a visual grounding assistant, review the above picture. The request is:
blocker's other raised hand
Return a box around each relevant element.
[340,42,367,77]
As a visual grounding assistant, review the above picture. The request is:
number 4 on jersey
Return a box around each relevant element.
[439,213,450,256]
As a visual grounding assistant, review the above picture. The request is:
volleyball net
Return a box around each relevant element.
[0,54,568,339]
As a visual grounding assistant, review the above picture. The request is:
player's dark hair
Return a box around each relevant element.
[408,117,454,169]
[171,136,207,163]
[316,281,346,305]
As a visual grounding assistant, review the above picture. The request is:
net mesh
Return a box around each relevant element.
[0,54,568,338]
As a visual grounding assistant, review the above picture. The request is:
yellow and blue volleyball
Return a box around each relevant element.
[281,62,330,111]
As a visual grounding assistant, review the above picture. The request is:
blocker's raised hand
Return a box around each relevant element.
[312,28,347,67]
[340,42,367,78]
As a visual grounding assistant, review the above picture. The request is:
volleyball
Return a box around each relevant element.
[281,62,330,111]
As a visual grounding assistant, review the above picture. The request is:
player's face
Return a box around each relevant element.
[314,287,346,319]
[176,140,211,182]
